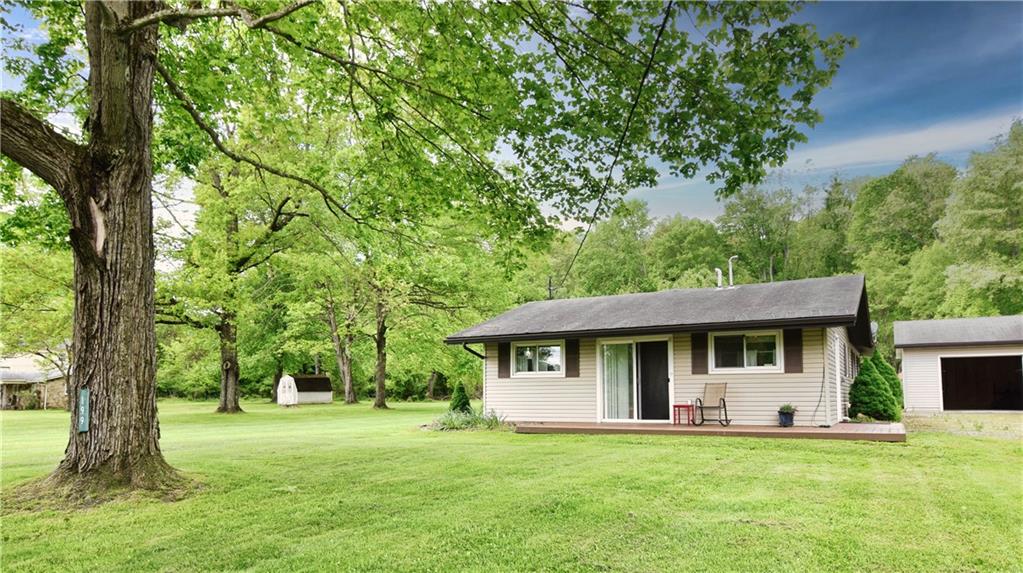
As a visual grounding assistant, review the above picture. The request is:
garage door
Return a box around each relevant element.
[941,356,1023,410]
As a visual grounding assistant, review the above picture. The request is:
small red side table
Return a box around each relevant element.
[673,404,693,426]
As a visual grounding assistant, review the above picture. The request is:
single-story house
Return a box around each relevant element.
[894,316,1023,412]
[292,374,334,404]
[447,275,873,427]
[0,354,68,410]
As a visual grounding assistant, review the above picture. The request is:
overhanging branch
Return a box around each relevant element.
[0,98,84,198]
[119,0,318,34]
[260,23,491,121]
[152,58,364,226]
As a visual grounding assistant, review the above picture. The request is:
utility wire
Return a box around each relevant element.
[553,0,675,296]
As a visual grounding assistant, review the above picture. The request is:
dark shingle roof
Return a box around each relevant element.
[894,315,1023,348]
[292,375,333,392]
[448,275,871,348]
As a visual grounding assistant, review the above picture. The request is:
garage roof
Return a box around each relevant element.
[447,275,873,350]
[894,315,1023,348]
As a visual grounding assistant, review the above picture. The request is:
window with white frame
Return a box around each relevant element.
[710,331,782,371]
[512,341,563,375]
[836,335,858,380]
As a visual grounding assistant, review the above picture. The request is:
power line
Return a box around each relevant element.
[553,0,675,296]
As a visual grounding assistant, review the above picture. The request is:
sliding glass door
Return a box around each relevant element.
[602,343,635,420]
[601,339,671,421]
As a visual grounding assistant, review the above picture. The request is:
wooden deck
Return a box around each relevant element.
[514,421,906,442]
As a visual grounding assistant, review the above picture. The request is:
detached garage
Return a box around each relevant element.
[895,316,1023,412]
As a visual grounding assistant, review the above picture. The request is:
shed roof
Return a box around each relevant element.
[447,275,873,350]
[894,315,1023,348]
[292,375,333,392]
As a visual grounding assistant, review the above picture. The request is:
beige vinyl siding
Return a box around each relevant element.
[901,344,1023,412]
[824,327,860,424]
[483,340,598,422]
[823,329,838,425]
[672,329,829,426]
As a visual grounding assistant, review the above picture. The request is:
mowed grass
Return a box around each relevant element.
[2,401,1021,572]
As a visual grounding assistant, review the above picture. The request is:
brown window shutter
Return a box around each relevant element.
[784,328,803,373]
[565,339,580,377]
[497,342,510,378]
[691,333,708,374]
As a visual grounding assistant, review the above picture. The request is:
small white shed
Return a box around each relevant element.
[292,375,334,404]
[895,316,1023,412]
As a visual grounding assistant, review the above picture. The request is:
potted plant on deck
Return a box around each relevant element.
[777,404,797,427]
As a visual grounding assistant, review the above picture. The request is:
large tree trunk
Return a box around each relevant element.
[270,359,283,403]
[372,299,388,409]
[216,313,243,413]
[339,332,356,404]
[426,371,437,400]
[0,1,180,492]
[59,1,177,490]
[324,296,358,404]
[212,172,243,413]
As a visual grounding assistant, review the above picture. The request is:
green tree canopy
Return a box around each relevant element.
[935,122,1023,316]
[571,200,655,296]
[848,155,957,257]
[646,215,726,288]
[718,186,797,281]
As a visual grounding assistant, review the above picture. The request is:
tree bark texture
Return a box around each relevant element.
[426,371,437,400]
[216,312,242,413]
[270,359,283,403]
[372,299,388,409]
[324,295,358,404]
[211,171,243,413]
[0,1,179,489]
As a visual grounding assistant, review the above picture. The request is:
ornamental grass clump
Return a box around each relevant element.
[849,358,901,421]
[870,352,904,407]
[431,410,507,431]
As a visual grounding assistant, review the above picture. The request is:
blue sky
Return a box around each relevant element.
[636,1,1023,219]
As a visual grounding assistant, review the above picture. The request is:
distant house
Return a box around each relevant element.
[292,375,333,404]
[0,354,68,410]
[447,275,873,427]
[895,316,1023,412]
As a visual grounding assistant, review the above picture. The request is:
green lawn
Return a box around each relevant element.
[2,401,1021,572]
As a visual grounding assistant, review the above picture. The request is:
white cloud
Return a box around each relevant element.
[785,109,1020,172]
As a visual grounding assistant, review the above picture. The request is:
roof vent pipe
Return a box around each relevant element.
[715,268,723,289]
[727,256,738,288]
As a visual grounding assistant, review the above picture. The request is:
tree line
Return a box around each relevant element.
[517,124,1022,357]
[6,123,1017,417]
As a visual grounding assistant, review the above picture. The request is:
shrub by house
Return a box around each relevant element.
[849,359,901,421]
[871,352,904,407]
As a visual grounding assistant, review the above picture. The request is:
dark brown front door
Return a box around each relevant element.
[638,340,670,420]
[941,355,1023,410]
